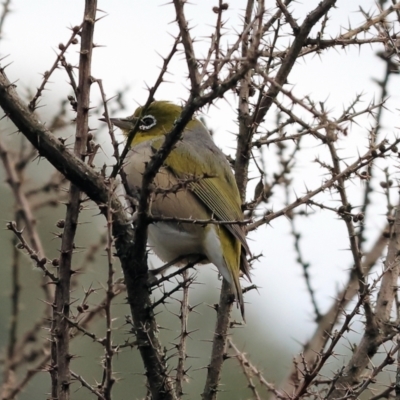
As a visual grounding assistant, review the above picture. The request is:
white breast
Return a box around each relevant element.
[148,222,206,263]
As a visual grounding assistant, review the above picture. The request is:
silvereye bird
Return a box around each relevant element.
[110,101,251,318]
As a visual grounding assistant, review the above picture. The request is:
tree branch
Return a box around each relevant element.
[328,199,400,398]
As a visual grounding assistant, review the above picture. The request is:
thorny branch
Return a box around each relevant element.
[28,23,83,112]
[0,0,400,399]
[50,3,97,399]
[175,270,192,396]
[98,180,117,400]
[5,221,57,282]
[327,196,400,398]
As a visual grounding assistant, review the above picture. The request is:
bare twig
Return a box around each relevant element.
[248,138,400,231]
[1,218,21,399]
[228,338,285,399]
[71,370,106,400]
[61,56,79,98]
[149,257,204,288]
[51,3,97,399]
[100,179,116,400]
[6,221,57,281]
[328,197,400,398]
[396,335,400,400]
[0,141,45,256]
[28,23,83,111]
[149,215,251,226]
[172,0,201,94]
[276,0,299,33]
[280,227,388,394]
[288,209,321,321]
[341,3,400,39]
[351,342,400,398]
[292,271,383,399]
[175,269,192,397]
[228,339,261,400]
[1,356,50,400]
[358,58,393,246]
[252,0,338,128]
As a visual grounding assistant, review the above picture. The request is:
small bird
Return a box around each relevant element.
[109,101,251,318]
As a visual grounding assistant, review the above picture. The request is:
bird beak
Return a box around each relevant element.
[99,117,138,130]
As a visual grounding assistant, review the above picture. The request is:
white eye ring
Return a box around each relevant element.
[139,114,157,131]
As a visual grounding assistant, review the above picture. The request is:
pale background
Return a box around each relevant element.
[0,1,399,398]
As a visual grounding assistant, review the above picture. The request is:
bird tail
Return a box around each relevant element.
[207,225,247,321]
[232,274,245,322]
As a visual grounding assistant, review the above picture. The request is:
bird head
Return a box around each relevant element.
[109,101,190,145]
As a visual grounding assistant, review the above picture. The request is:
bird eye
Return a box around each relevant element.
[139,115,157,131]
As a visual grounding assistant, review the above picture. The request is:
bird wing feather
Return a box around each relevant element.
[151,125,251,260]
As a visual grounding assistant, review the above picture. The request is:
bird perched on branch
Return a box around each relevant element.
[108,101,251,319]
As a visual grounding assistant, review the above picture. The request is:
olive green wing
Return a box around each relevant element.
[151,129,250,257]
